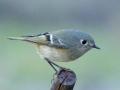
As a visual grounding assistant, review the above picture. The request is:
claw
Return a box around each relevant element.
[60,67,73,73]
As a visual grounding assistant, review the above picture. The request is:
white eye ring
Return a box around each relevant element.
[80,39,88,45]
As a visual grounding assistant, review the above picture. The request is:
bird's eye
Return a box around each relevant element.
[80,39,87,45]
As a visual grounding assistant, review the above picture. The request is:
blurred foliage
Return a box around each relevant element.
[0,0,120,90]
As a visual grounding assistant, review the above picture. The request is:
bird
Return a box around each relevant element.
[7,29,100,72]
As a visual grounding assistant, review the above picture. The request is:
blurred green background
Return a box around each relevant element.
[1,0,120,90]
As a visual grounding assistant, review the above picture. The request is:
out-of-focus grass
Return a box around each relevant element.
[1,20,120,90]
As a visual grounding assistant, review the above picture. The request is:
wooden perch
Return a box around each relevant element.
[50,69,77,90]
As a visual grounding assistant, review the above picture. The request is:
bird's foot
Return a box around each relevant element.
[51,67,73,83]
[56,67,73,75]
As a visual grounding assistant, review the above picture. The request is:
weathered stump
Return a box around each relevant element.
[51,69,76,90]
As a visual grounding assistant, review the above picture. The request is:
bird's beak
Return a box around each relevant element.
[91,45,100,49]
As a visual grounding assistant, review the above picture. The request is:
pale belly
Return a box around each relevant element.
[37,45,70,62]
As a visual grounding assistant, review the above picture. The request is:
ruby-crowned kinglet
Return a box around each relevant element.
[7,29,100,71]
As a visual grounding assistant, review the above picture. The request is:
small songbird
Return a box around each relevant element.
[7,29,100,72]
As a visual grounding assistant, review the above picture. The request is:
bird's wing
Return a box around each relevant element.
[22,32,68,48]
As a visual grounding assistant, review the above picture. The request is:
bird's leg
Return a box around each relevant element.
[44,58,72,74]
[45,58,62,68]
[47,61,57,73]
[44,58,62,72]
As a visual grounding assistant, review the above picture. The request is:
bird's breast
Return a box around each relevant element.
[37,45,71,62]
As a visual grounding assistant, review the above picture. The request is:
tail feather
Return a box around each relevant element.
[6,34,49,44]
[6,37,25,41]
[6,36,45,44]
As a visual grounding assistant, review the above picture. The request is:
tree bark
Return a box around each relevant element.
[50,69,76,90]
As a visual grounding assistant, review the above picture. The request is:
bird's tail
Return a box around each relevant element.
[6,32,50,44]
[6,37,38,45]
[6,37,25,41]
[6,35,47,45]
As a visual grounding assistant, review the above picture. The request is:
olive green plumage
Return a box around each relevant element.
[7,29,100,62]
